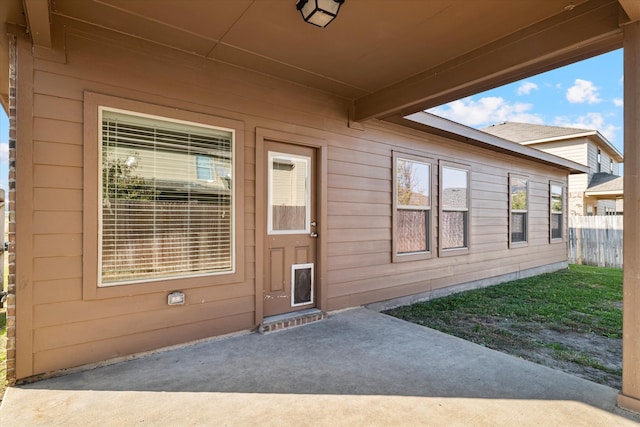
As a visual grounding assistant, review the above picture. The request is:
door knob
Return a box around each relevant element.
[310,232,318,238]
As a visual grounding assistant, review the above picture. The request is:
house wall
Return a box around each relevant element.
[530,139,587,167]
[529,140,588,216]
[12,20,570,380]
[532,138,622,216]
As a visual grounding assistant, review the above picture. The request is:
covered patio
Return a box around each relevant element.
[1,308,638,426]
[2,0,640,417]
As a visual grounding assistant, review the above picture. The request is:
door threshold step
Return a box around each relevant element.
[259,308,326,334]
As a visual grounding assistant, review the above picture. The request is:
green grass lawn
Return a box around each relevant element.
[385,264,623,387]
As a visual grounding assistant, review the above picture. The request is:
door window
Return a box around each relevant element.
[268,152,311,234]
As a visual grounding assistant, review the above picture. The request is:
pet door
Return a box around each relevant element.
[291,263,314,306]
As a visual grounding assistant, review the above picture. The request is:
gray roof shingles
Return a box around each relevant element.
[481,122,592,143]
[587,172,623,193]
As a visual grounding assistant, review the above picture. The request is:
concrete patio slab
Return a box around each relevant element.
[1,308,638,426]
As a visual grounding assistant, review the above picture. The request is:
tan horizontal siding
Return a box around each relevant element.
[33,94,83,123]
[328,146,390,168]
[17,20,571,380]
[328,174,388,191]
[32,117,83,144]
[33,256,82,282]
[327,252,390,271]
[327,241,390,257]
[328,201,390,217]
[33,280,255,329]
[33,311,255,374]
[32,212,82,234]
[33,188,82,211]
[33,165,82,189]
[329,188,390,204]
[327,228,390,243]
[33,279,83,305]
[33,141,83,167]
[33,234,82,257]
[329,215,389,229]
[329,160,389,180]
[33,295,255,352]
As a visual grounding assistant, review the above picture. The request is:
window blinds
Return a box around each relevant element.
[100,109,234,284]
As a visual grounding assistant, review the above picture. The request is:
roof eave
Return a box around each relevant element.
[524,130,624,162]
[388,112,590,175]
[520,131,597,145]
[585,190,624,197]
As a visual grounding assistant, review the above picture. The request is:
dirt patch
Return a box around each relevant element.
[386,265,624,390]
[455,318,622,389]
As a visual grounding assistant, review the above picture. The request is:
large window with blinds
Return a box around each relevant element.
[99,108,234,286]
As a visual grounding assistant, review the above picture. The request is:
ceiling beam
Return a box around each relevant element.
[23,0,51,48]
[620,0,640,22]
[353,0,624,122]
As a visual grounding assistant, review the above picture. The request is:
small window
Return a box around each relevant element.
[550,182,564,241]
[610,159,614,173]
[509,174,528,246]
[392,152,432,262]
[196,155,213,181]
[100,109,234,285]
[440,162,470,255]
[597,149,601,173]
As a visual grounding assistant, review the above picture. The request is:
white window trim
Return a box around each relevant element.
[267,151,311,235]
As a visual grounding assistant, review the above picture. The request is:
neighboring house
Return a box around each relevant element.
[482,122,624,216]
[2,2,640,414]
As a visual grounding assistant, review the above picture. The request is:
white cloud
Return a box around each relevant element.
[566,79,602,104]
[613,98,623,107]
[554,112,618,142]
[517,81,538,96]
[0,143,7,164]
[427,96,544,128]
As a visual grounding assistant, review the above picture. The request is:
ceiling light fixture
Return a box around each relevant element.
[296,0,345,28]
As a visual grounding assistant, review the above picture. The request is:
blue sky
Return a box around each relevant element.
[429,48,624,155]
[0,49,625,191]
[0,111,7,192]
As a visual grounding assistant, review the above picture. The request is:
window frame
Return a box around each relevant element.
[549,180,565,243]
[83,92,245,300]
[392,151,434,263]
[439,160,471,257]
[508,173,529,248]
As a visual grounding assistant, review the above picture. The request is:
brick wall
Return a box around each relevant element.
[5,35,16,385]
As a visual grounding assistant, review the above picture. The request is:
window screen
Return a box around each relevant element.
[441,166,469,250]
[510,175,528,244]
[396,158,430,254]
[551,184,563,240]
[100,109,234,285]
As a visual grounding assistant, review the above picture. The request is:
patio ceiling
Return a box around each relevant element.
[1,0,638,120]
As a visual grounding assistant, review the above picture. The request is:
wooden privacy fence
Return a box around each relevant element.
[568,215,623,268]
